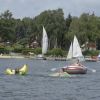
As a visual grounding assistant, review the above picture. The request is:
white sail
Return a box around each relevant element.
[67,42,73,59]
[67,35,84,61]
[73,36,83,58]
[42,26,48,55]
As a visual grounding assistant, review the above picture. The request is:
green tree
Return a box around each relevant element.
[0,10,16,42]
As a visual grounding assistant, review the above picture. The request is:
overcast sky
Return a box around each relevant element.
[0,0,100,18]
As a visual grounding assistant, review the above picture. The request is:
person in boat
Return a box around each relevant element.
[76,59,84,67]
[71,59,83,66]
[15,68,20,74]
[75,59,80,66]
[76,59,80,64]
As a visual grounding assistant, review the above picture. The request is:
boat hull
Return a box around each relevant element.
[62,66,87,74]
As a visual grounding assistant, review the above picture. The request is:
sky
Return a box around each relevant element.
[0,0,100,19]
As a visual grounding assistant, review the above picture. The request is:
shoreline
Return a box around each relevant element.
[1,55,99,62]
[0,55,67,61]
[0,55,25,59]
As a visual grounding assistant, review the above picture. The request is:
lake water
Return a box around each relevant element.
[0,58,100,100]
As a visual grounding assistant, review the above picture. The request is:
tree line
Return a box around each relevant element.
[0,9,100,51]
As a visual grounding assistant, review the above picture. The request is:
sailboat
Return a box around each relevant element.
[62,35,87,74]
[37,26,48,60]
[67,35,84,61]
[42,26,48,55]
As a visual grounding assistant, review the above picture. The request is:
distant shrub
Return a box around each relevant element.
[47,48,66,57]
[0,47,9,54]
[13,48,23,53]
[34,48,42,55]
[22,48,34,55]
[83,50,99,56]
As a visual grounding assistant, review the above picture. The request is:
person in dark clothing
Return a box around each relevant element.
[77,59,80,64]
[15,68,19,74]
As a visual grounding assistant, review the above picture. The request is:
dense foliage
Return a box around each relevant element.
[0,9,100,52]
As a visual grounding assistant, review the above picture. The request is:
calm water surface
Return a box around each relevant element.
[0,58,100,100]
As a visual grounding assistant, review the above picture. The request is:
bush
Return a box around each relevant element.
[12,43,24,53]
[22,48,34,55]
[34,48,42,55]
[0,47,9,54]
[83,50,99,56]
[13,48,23,53]
[13,43,23,49]
[5,46,14,52]
[47,48,66,57]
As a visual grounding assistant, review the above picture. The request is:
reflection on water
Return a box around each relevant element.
[0,58,100,100]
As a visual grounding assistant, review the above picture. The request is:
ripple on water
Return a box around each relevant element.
[0,59,100,100]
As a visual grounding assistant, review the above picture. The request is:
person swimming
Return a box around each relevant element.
[15,68,19,74]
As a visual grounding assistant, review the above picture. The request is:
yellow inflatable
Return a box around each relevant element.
[5,64,28,75]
